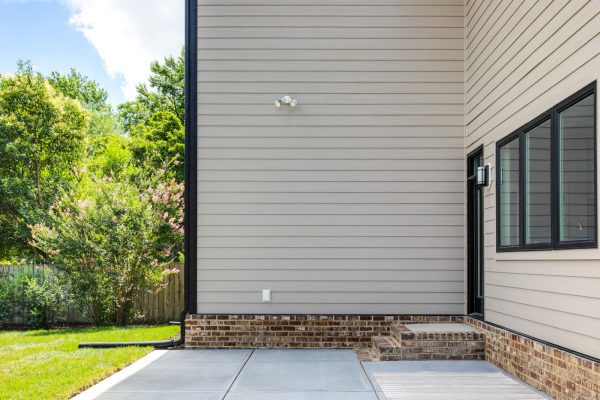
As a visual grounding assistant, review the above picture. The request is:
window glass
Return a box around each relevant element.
[558,94,596,242]
[524,120,552,244]
[499,137,520,246]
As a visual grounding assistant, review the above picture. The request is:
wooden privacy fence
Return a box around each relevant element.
[0,264,184,324]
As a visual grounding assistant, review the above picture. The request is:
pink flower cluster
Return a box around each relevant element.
[162,267,180,276]
[147,179,185,236]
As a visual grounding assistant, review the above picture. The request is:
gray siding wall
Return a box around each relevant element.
[465,0,600,358]
[196,0,466,314]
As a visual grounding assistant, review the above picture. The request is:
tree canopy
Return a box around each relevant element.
[48,68,110,113]
[0,49,185,264]
[0,61,89,259]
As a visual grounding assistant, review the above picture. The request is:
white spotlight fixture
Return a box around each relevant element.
[274,95,298,108]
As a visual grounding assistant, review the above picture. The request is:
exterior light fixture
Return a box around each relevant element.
[274,95,298,108]
[476,164,492,187]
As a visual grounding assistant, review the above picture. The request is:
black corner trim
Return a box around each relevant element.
[184,0,198,314]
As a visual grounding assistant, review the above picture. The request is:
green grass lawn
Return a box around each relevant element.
[0,325,179,400]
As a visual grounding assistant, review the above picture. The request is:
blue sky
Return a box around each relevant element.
[0,0,184,106]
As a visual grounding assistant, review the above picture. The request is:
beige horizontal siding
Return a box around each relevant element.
[198,0,463,4]
[194,303,463,314]
[197,105,464,115]
[197,148,464,158]
[198,18,464,30]
[198,93,466,105]
[197,28,465,39]
[198,5,463,16]
[196,200,464,209]
[197,204,465,215]
[198,50,465,61]
[198,39,464,50]
[198,82,464,93]
[196,170,463,181]
[196,0,465,314]
[197,159,465,169]
[193,258,465,270]
[466,0,600,358]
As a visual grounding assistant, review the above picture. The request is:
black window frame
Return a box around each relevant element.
[496,82,597,252]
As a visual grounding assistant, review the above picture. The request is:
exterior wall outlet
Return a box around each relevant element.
[262,289,271,302]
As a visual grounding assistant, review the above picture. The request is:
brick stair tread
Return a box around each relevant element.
[391,323,485,341]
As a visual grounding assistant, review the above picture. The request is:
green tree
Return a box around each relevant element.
[48,69,109,113]
[130,111,184,181]
[136,47,184,124]
[0,61,89,258]
[49,68,117,142]
[117,49,185,182]
[118,48,184,130]
[88,133,135,178]
[117,100,151,135]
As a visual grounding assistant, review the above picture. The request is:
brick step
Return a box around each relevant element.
[355,346,379,362]
[371,335,403,361]
[370,323,486,361]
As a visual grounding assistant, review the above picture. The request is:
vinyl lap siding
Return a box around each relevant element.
[465,0,600,358]
[196,0,465,314]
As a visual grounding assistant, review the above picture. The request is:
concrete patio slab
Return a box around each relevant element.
[249,348,358,362]
[73,350,250,400]
[230,360,370,392]
[74,350,550,400]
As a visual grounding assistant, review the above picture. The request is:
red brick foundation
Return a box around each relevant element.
[465,317,600,400]
[185,314,462,348]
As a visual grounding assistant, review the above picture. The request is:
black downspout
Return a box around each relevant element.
[173,0,199,346]
[79,0,198,349]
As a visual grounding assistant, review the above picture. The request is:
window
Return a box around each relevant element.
[496,83,597,251]
[524,119,552,245]
[498,136,519,247]
[558,93,596,242]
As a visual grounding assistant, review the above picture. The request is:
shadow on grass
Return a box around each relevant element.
[27,326,156,337]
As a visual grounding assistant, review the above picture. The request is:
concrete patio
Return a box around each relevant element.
[73,349,549,400]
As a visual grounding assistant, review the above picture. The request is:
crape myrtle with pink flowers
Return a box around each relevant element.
[30,163,183,325]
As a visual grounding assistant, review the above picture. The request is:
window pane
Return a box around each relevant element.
[499,138,520,246]
[524,120,552,244]
[558,93,596,242]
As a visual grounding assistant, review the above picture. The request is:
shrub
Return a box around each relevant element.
[0,271,18,323]
[0,268,70,328]
[30,169,183,326]
[22,268,70,329]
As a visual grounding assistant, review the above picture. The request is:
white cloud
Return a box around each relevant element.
[61,0,184,100]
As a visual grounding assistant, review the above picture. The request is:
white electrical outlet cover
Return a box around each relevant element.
[262,289,271,302]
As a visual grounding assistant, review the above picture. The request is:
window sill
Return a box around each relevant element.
[495,246,600,261]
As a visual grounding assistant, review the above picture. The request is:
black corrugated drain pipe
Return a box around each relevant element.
[78,306,187,349]
[77,307,187,349]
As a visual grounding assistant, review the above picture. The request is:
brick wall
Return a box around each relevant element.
[465,317,600,400]
[185,314,462,348]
